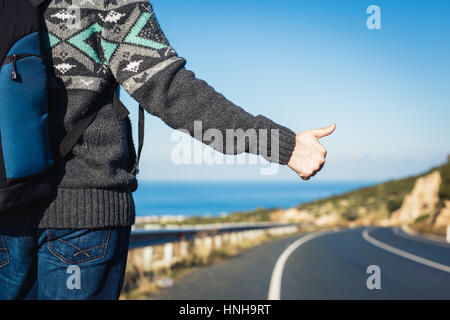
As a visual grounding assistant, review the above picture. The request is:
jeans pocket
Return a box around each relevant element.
[46,229,111,265]
[0,235,9,268]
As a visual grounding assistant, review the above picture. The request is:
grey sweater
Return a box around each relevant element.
[1,0,296,230]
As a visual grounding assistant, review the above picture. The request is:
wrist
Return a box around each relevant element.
[277,128,297,165]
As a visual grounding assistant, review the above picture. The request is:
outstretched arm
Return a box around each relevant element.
[99,1,334,177]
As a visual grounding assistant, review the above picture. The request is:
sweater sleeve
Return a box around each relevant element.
[100,0,296,165]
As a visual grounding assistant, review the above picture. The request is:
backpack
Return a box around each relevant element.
[0,0,145,212]
[0,0,53,211]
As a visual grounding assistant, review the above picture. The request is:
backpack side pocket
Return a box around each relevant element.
[0,32,53,180]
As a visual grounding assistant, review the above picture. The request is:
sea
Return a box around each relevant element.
[133,181,374,217]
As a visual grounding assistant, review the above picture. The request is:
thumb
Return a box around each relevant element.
[310,123,336,139]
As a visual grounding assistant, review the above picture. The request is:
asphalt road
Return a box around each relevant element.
[152,227,450,300]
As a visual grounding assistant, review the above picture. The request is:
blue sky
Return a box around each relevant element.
[121,0,450,182]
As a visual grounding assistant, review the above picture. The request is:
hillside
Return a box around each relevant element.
[270,156,450,236]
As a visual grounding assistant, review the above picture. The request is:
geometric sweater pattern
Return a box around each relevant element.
[0,0,296,230]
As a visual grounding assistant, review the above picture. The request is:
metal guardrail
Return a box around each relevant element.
[129,223,300,249]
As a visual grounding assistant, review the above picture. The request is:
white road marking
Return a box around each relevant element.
[363,228,450,274]
[267,230,334,300]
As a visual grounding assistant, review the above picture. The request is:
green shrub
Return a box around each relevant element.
[341,208,359,221]
[414,214,430,223]
[387,199,403,213]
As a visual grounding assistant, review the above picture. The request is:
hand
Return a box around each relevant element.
[288,124,336,180]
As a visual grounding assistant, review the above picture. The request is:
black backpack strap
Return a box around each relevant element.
[112,89,145,175]
[29,0,45,8]
[59,110,100,159]
[58,87,146,175]
[58,82,116,160]
[134,105,145,175]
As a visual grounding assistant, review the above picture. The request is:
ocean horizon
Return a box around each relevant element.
[133,180,375,218]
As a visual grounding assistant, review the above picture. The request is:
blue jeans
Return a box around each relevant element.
[0,227,131,300]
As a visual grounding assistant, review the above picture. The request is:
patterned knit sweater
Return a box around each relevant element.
[1,0,296,230]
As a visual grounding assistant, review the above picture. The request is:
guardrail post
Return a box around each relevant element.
[447,225,450,243]
[143,246,153,272]
[204,236,212,251]
[180,240,188,259]
[163,243,174,268]
[214,235,222,248]
[230,232,237,244]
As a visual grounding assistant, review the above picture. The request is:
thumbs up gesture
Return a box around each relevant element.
[288,124,336,180]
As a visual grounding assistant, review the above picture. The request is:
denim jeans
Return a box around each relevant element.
[0,227,131,300]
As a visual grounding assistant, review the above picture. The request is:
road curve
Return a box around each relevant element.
[152,227,450,300]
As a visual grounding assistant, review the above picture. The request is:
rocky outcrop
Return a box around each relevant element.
[389,171,441,225]
[435,200,450,228]
[270,208,315,223]
[270,207,342,227]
